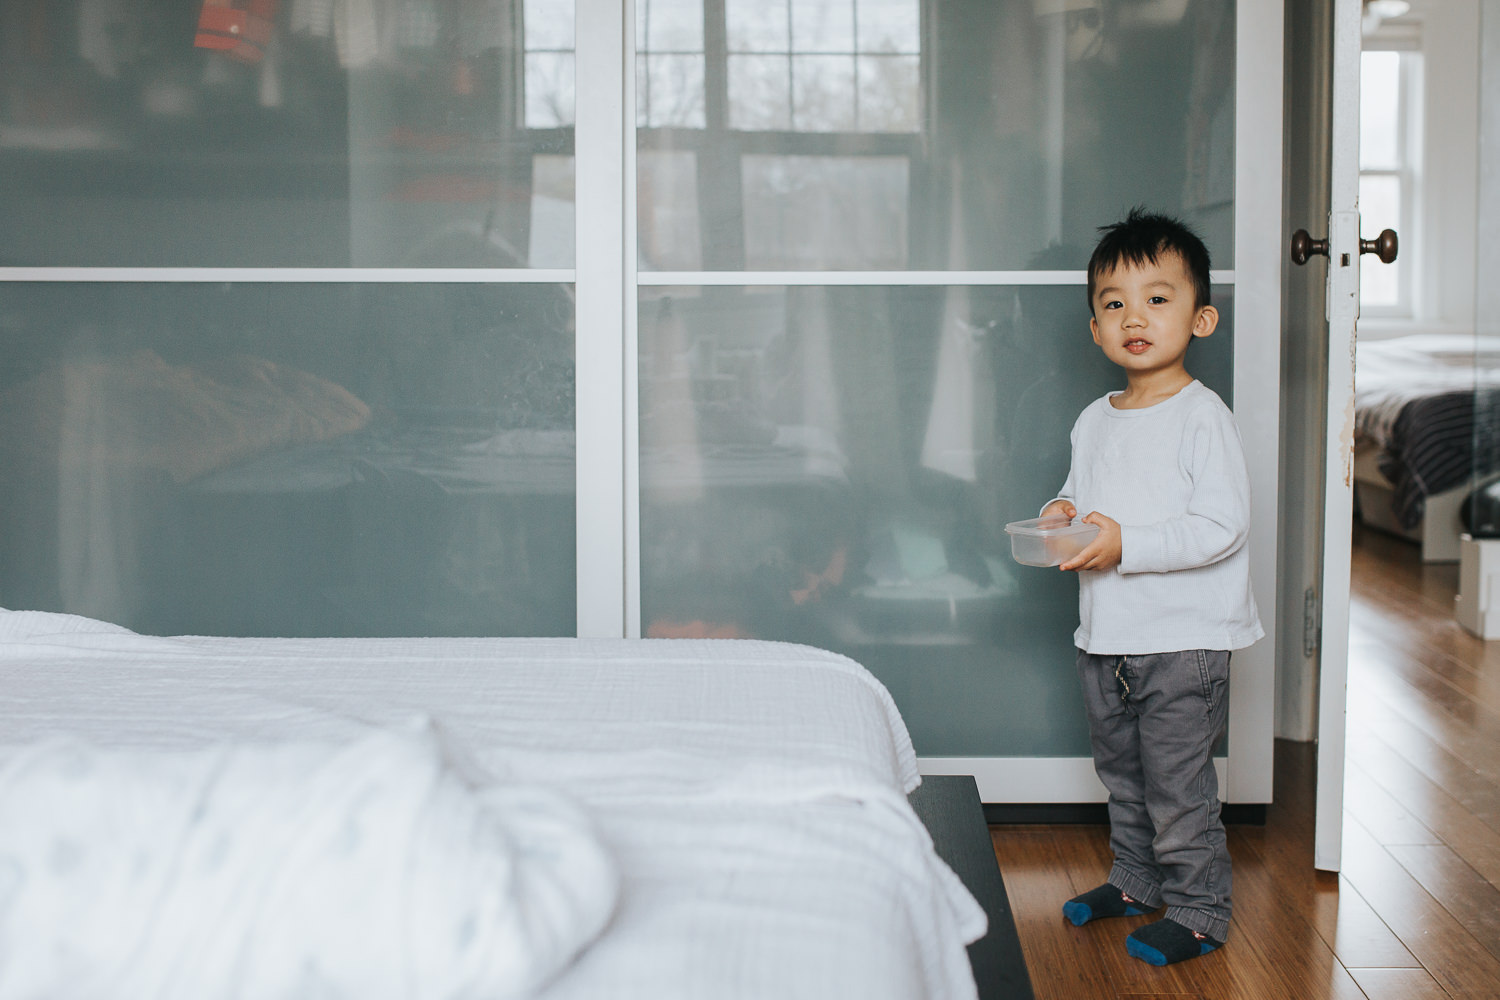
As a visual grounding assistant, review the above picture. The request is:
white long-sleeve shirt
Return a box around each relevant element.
[1051,380,1264,655]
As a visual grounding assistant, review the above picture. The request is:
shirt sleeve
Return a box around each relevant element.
[1041,419,1081,516]
[1118,404,1251,575]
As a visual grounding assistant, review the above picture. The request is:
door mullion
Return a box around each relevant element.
[576,0,630,637]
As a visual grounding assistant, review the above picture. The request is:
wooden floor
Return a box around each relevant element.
[988,525,1500,999]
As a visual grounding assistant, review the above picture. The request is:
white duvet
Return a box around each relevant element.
[0,725,617,1000]
[0,610,985,1000]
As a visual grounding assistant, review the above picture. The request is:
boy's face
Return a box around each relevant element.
[1089,253,1218,381]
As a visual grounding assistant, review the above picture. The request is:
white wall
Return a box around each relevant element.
[1424,0,1480,331]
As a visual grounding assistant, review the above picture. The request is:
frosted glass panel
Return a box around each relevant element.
[637,284,1234,756]
[0,282,576,639]
[639,0,706,50]
[729,57,794,130]
[639,0,1236,270]
[740,156,909,268]
[0,0,574,267]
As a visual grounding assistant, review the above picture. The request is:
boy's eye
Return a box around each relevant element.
[1103,300,1122,310]
[1148,295,1167,305]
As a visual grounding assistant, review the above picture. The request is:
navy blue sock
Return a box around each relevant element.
[1126,918,1223,965]
[1062,883,1158,926]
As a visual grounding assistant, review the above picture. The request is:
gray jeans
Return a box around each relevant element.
[1076,648,1232,941]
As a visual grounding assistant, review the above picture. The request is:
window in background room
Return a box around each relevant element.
[525,0,577,127]
[725,0,920,133]
[638,0,708,128]
[636,0,922,271]
[1359,46,1420,315]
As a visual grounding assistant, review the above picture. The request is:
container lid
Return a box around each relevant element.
[1004,516,1097,537]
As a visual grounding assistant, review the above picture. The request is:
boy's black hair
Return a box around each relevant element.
[1086,207,1212,312]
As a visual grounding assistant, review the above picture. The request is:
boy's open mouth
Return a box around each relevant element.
[1125,338,1151,353]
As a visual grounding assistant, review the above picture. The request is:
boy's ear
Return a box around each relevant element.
[1192,305,1219,339]
[1090,315,1102,345]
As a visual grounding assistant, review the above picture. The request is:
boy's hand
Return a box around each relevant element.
[1059,512,1122,572]
[1041,499,1077,520]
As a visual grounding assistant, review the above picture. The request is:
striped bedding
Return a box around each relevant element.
[1354,335,1500,530]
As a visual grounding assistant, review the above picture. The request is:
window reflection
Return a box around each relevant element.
[637,0,707,128]
[637,0,1236,272]
[0,0,575,267]
[725,0,920,133]
[639,54,708,129]
[728,57,792,131]
[524,0,577,127]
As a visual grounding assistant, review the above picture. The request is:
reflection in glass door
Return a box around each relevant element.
[0,0,580,638]
[0,0,1280,802]
[630,0,1280,801]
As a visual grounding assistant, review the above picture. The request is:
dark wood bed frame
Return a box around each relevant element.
[909,775,1035,1000]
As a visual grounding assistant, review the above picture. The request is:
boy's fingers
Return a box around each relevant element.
[1059,540,1098,571]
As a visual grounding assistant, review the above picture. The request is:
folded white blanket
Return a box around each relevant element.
[0,725,618,1000]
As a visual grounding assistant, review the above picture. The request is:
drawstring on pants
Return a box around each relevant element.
[1114,656,1131,702]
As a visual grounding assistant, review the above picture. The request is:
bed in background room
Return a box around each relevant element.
[1353,334,1500,562]
[0,609,1032,1000]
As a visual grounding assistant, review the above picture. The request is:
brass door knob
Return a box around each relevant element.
[1290,229,1328,265]
[1290,227,1399,265]
[1360,228,1399,264]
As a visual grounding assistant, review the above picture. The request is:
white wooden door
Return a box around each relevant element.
[1311,0,1400,872]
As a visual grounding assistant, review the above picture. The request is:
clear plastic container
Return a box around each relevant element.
[1003,516,1100,567]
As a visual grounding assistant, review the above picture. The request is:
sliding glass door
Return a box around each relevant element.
[625,0,1280,798]
[0,0,578,637]
[0,0,1279,801]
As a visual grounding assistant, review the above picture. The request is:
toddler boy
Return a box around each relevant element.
[1040,208,1263,966]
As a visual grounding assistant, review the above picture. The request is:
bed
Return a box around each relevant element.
[1354,334,1500,561]
[0,609,1014,1000]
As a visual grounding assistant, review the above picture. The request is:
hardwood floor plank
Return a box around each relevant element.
[1346,967,1453,1000]
[1234,742,1417,970]
[1349,647,1500,776]
[988,826,1122,999]
[1343,725,1500,886]
[1385,843,1500,964]
[1346,675,1500,830]
[1350,528,1461,612]
[1313,875,1422,971]
[1355,615,1500,721]
[1342,755,1443,847]
[1339,815,1500,997]
[1215,826,1371,1000]
[1349,633,1500,746]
